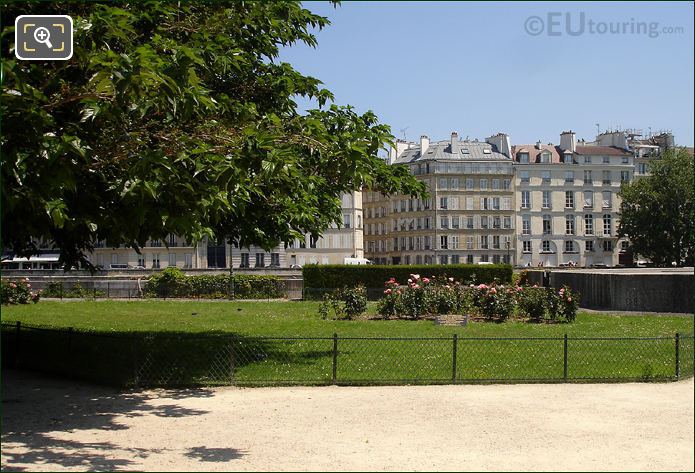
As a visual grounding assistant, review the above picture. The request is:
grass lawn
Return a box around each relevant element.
[2,300,693,387]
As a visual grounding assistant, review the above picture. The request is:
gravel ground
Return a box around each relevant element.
[2,370,693,472]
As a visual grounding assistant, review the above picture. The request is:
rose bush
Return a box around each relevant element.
[1,279,40,305]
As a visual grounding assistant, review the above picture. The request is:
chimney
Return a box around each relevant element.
[450,132,458,155]
[560,130,577,152]
[420,135,430,156]
[535,140,542,150]
[486,133,511,158]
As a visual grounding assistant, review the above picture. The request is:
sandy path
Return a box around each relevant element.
[2,370,693,472]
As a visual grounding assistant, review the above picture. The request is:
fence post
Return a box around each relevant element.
[332,333,338,385]
[675,333,680,380]
[60,282,63,300]
[452,334,458,384]
[107,282,110,298]
[563,334,568,381]
[14,321,21,368]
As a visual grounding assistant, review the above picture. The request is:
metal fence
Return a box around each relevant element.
[2,322,692,387]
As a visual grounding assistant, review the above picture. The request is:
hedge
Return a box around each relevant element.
[145,268,284,299]
[303,264,512,295]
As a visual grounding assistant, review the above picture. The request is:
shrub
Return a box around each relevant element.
[144,271,284,299]
[303,264,513,298]
[516,286,548,322]
[1,279,40,305]
[556,285,580,322]
[471,283,515,321]
[319,285,367,320]
[376,278,401,319]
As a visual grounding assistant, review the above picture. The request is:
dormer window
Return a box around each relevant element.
[483,149,491,155]
[540,152,551,163]
[461,148,469,154]
[518,152,529,164]
[563,153,573,164]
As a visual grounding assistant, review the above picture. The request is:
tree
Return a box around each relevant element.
[1,2,426,268]
[618,148,693,266]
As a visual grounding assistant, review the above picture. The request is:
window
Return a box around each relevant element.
[466,178,474,190]
[565,191,574,208]
[151,239,161,248]
[466,254,474,264]
[492,197,500,210]
[523,241,532,253]
[152,253,160,269]
[480,254,489,262]
[586,241,594,252]
[451,178,459,190]
[584,214,594,235]
[466,237,474,250]
[602,191,612,209]
[603,240,613,252]
[565,215,575,235]
[520,171,529,183]
[416,255,422,265]
[137,254,145,267]
[271,253,280,266]
[542,191,552,209]
[492,179,500,190]
[480,197,489,210]
[622,155,630,164]
[542,215,552,235]
[343,214,351,229]
[542,241,551,253]
[519,152,530,163]
[603,214,612,236]
[424,217,431,229]
[583,191,593,208]
[168,253,176,267]
[602,155,610,164]
[522,215,531,235]
[401,200,407,212]
[638,163,647,174]
[493,235,500,249]
[621,240,629,251]
[451,236,460,250]
[440,236,448,250]
[466,216,474,229]
[542,171,551,183]
[502,197,511,210]
[493,216,501,229]
[584,170,592,184]
[424,236,431,250]
[451,216,460,229]
[439,255,449,265]
[602,170,611,185]
[440,197,448,210]
[540,152,550,163]
[451,255,460,264]
[439,178,448,190]
[184,253,192,268]
[168,234,177,247]
[255,253,265,267]
[493,254,501,264]
[521,191,531,209]
[563,153,573,164]
[240,253,250,268]
[503,216,512,229]
[480,235,489,249]
[310,235,318,248]
[584,155,592,164]
[564,240,575,253]
[440,216,449,229]
[481,216,489,229]
[466,197,474,210]
[565,171,574,183]
[503,179,511,190]
[620,171,630,183]
[480,179,488,190]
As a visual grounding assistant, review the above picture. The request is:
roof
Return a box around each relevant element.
[394,140,510,164]
[575,145,631,156]
[511,144,567,164]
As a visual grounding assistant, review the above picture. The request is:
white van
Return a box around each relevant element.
[109,263,129,270]
[343,257,373,265]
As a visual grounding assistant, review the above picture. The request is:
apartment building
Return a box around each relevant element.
[364,132,516,265]
[514,131,633,267]
[594,129,674,178]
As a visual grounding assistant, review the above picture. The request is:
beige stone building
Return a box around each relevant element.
[514,131,633,267]
[364,132,516,265]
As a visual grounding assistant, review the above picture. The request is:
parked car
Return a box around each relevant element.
[289,264,302,269]
[109,263,129,269]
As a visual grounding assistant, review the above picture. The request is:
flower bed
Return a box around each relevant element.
[1,279,41,305]
[376,274,579,323]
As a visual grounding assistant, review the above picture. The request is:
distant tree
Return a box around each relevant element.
[618,148,693,266]
[1,2,426,268]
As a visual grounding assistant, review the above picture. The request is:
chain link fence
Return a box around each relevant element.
[2,322,692,387]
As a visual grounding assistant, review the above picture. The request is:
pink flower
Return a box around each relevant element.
[490,287,497,294]
[413,284,420,289]
[26,284,31,288]
[444,285,450,289]
[567,297,572,302]
[516,286,523,292]
[469,284,475,288]
[396,290,402,295]
[9,283,16,288]
[422,278,430,284]
[533,284,539,288]
[448,277,454,282]
[407,279,413,283]
[384,289,392,295]
[477,284,487,290]
[412,274,420,280]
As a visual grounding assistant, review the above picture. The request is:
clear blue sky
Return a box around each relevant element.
[279,1,694,146]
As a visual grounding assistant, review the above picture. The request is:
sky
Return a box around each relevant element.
[279,1,694,146]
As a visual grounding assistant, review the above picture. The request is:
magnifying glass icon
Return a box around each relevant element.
[33,27,53,49]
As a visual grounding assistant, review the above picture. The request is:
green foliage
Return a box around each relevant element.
[556,286,580,323]
[144,269,283,299]
[1,279,40,305]
[516,286,549,322]
[1,2,426,268]
[319,285,368,320]
[376,275,474,320]
[471,283,516,322]
[618,148,694,266]
[303,264,512,297]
